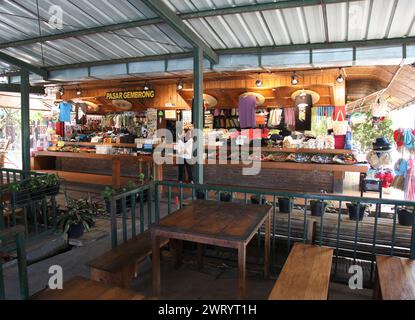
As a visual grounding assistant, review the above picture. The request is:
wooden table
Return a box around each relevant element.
[151,200,272,300]
[376,255,415,300]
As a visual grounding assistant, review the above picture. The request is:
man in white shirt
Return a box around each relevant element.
[177,123,194,183]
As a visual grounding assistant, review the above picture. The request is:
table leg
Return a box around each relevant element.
[264,213,270,278]
[151,232,161,297]
[197,244,204,270]
[173,239,183,269]
[238,244,246,300]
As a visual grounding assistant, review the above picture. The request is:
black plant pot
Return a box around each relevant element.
[347,203,366,221]
[67,223,84,239]
[278,198,292,213]
[195,190,205,200]
[310,200,327,217]
[251,195,266,205]
[398,208,413,226]
[219,193,232,202]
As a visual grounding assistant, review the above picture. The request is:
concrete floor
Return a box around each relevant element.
[2,181,375,300]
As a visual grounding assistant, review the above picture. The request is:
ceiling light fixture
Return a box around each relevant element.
[143,81,149,90]
[59,86,64,96]
[336,68,345,83]
[177,81,183,91]
[255,73,263,87]
[291,72,299,85]
[76,87,81,96]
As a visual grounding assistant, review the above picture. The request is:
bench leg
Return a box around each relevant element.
[197,244,204,270]
[238,244,246,300]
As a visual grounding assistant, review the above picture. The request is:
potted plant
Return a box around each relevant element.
[397,207,413,226]
[45,174,60,196]
[278,197,293,213]
[251,195,266,205]
[8,182,31,207]
[57,195,101,238]
[347,202,369,221]
[218,191,232,202]
[102,181,139,214]
[195,187,206,200]
[310,200,327,217]
[30,176,48,201]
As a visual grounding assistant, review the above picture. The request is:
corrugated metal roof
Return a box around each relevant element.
[0,0,414,75]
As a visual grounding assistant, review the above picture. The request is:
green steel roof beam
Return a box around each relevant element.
[0,84,44,94]
[179,0,364,19]
[141,0,218,64]
[0,52,48,80]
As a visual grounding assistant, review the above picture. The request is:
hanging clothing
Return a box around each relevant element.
[59,102,72,123]
[238,95,257,129]
[405,159,415,201]
[268,109,283,127]
[284,108,296,128]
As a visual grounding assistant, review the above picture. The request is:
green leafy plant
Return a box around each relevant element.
[351,111,394,152]
[8,182,21,193]
[45,174,59,187]
[57,195,102,234]
[138,172,145,184]
[101,186,116,199]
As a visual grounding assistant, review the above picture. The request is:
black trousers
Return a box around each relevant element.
[178,159,194,182]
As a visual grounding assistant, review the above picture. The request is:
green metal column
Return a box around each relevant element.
[192,47,204,184]
[21,69,30,172]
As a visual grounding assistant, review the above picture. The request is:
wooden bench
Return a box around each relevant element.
[87,230,169,288]
[31,276,144,300]
[268,243,333,300]
[375,255,415,300]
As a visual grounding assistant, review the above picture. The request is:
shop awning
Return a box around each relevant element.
[0,92,54,111]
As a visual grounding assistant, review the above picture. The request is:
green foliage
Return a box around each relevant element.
[101,186,116,199]
[351,111,394,152]
[137,172,145,184]
[57,195,102,234]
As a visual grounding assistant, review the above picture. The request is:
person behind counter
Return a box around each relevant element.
[177,123,194,183]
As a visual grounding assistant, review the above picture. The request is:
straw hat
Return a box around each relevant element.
[112,99,132,110]
[239,92,265,106]
[291,90,320,104]
[203,94,218,108]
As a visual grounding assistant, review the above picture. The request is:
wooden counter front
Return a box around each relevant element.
[32,151,160,189]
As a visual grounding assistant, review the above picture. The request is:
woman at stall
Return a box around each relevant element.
[177,123,194,183]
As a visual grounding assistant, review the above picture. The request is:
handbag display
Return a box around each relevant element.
[332,109,348,135]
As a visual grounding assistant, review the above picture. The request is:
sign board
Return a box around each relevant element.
[105,90,155,100]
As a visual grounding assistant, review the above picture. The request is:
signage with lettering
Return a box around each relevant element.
[105,90,155,100]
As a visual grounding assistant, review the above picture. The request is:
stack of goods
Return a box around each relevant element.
[213,109,240,129]
[263,153,288,162]
[286,153,311,163]
[333,154,357,165]
[311,155,334,164]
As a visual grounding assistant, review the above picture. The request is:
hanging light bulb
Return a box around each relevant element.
[255,73,262,87]
[291,72,299,85]
[59,86,64,96]
[336,68,345,83]
[143,81,149,90]
[177,81,183,91]
[76,87,81,96]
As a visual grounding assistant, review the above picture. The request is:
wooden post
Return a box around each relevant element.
[112,158,121,189]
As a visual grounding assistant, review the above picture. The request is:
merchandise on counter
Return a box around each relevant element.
[333,154,357,165]
[238,95,257,129]
[286,153,311,163]
[311,154,334,164]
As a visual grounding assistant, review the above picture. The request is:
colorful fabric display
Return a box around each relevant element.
[405,159,415,201]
